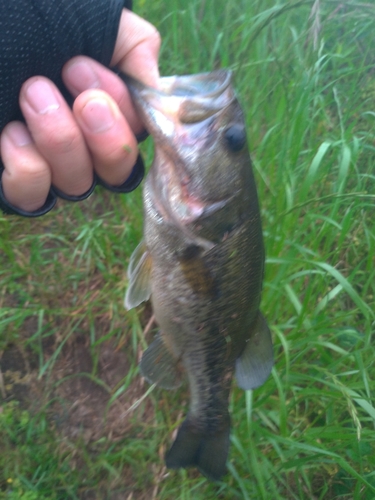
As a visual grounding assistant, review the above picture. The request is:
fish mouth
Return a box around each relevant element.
[122,70,235,244]
[157,70,231,96]
[150,160,232,223]
[122,69,235,136]
[155,70,234,124]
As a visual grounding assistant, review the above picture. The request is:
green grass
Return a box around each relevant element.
[1,0,375,498]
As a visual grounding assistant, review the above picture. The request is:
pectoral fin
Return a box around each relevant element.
[140,334,182,389]
[235,312,273,390]
[124,240,152,310]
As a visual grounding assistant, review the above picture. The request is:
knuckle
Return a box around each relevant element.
[104,144,137,165]
[14,156,49,182]
[138,24,161,55]
[43,127,80,154]
[93,142,138,185]
[147,27,161,50]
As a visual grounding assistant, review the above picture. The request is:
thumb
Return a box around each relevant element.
[111,9,161,87]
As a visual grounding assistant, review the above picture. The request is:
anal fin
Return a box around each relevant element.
[235,312,273,390]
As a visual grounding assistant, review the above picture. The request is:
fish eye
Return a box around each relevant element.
[224,124,246,152]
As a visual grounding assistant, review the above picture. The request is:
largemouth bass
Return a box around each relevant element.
[124,70,273,481]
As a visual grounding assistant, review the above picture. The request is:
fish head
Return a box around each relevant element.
[124,70,251,225]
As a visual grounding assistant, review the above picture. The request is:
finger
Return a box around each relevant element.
[19,76,94,196]
[62,56,144,135]
[62,10,161,137]
[1,122,51,212]
[111,9,161,87]
[73,89,138,186]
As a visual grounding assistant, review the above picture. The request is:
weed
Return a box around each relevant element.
[1,1,374,498]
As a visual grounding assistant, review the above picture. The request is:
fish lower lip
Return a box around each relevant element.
[202,198,231,216]
[151,165,232,224]
[169,195,232,223]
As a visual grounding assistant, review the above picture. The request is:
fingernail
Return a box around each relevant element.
[80,98,116,133]
[25,80,60,114]
[64,60,99,93]
[7,125,33,147]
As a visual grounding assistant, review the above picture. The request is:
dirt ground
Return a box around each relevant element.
[1,319,154,434]
[0,303,161,499]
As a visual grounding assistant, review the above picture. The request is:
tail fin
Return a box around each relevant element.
[165,415,230,481]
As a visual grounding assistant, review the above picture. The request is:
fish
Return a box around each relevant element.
[123,69,273,481]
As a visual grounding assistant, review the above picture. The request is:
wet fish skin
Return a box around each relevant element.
[124,70,273,481]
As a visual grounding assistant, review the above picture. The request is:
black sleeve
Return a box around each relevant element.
[0,0,132,131]
[0,0,144,217]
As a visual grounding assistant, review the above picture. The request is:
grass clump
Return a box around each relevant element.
[1,1,375,498]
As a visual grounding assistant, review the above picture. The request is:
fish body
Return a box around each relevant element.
[124,70,273,481]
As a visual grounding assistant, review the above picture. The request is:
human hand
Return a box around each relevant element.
[0,9,160,213]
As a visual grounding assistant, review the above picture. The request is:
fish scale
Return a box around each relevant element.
[123,69,274,481]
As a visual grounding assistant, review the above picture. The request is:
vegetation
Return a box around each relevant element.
[1,1,374,498]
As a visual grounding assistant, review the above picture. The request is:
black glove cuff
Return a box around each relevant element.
[0,152,145,216]
[51,179,97,201]
[0,173,57,217]
[135,130,149,143]
[96,153,145,193]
